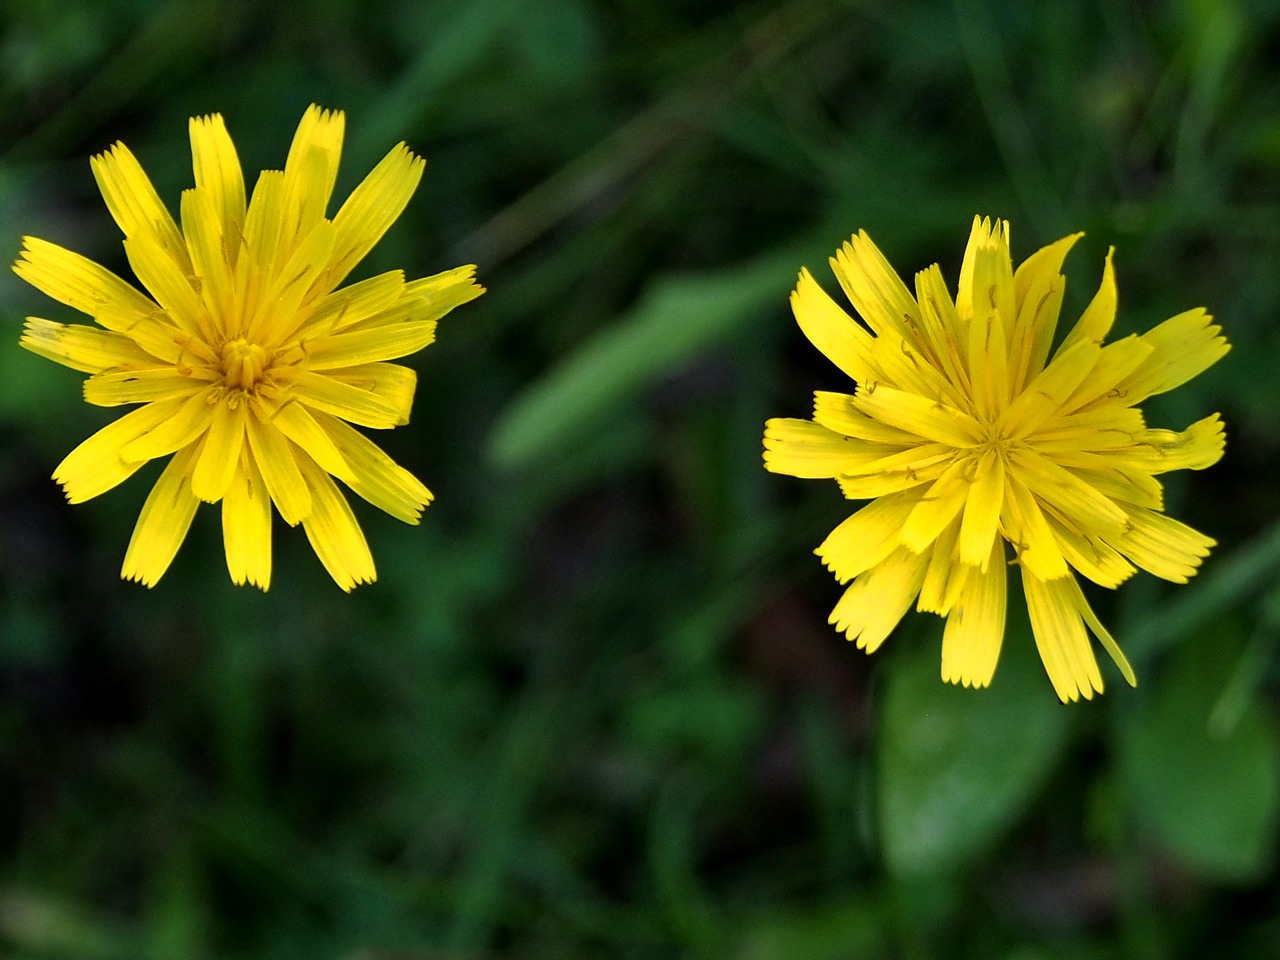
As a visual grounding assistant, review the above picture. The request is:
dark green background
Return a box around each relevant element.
[0,0,1277,957]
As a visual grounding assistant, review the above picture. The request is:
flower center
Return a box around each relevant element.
[974,419,1019,465]
[220,338,269,391]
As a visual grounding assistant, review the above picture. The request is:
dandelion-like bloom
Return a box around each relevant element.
[16,105,483,591]
[763,217,1228,701]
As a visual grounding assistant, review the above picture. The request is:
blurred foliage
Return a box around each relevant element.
[0,0,1278,957]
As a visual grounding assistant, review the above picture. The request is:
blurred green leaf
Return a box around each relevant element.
[734,897,889,960]
[649,781,723,953]
[142,846,209,960]
[1173,0,1245,179]
[486,246,804,469]
[507,0,602,87]
[878,620,1073,878]
[626,679,765,768]
[357,0,532,156]
[0,889,137,960]
[1118,622,1279,880]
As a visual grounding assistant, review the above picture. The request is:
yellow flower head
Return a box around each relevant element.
[16,105,484,591]
[764,217,1229,701]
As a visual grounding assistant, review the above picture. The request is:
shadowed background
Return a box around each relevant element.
[0,0,1277,957]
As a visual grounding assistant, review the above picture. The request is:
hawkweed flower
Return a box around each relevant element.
[16,105,483,591]
[764,217,1228,701]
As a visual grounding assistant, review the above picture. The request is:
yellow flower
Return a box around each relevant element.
[16,105,483,591]
[763,217,1228,701]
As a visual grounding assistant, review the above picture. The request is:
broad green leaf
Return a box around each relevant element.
[487,246,805,468]
[878,619,1073,877]
[1117,620,1279,880]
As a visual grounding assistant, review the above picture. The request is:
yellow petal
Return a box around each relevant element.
[900,459,969,553]
[1031,405,1147,453]
[292,266,483,342]
[89,142,191,271]
[118,387,218,463]
[1044,512,1135,590]
[401,267,486,321]
[812,391,912,443]
[189,112,246,263]
[1066,576,1136,687]
[834,442,957,488]
[790,267,879,384]
[1111,506,1215,583]
[941,537,1007,688]
[121,443,201,587]
[1011,231,1081,316]
[244,414,312,526]
[1129,413,1226,474]
[315,412,433,523]
[328,143,424,286]
[1023,573,1103,703]
[1060,458,1164,510]
[323,363,416,426]
[281,104,345,245]
[1008,447,1128,538]
[122,235,209,340]
[852,384,982,447]
[242,169,286,279]
[955,216,987,318]
[268,400,352,483]
[1003,477,1068,580]
[836,464,946,499]
[1007,258,1066,394]
[828,547,929,652]
[245,220,336,344]
[117,314,196,365]
[958,447,1005,568]
[190,401,246,502]
[1058,333,1152,413]
[1057,247,1116,354]
[13,236,157,325]
[1114,308,1230,403]
[299,320,436,370]
[83,367,203,407]
[763,418,883,479]
[918,514,965,615]
[180,187,237,336]
[830,230,920,341]
[967,291,1009,420]
[866,326,956,401]
[54,400,183,502]
[814,490,917,583]
[1001,338,1101,440]
[288,368,406,429]
[21,318,153,374]
[956,216,1006,319]
[222,453,272,590]
[969,227,1016,339]
[912,264,971,392]
[297,453,375,591]
[297,270,405,337]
